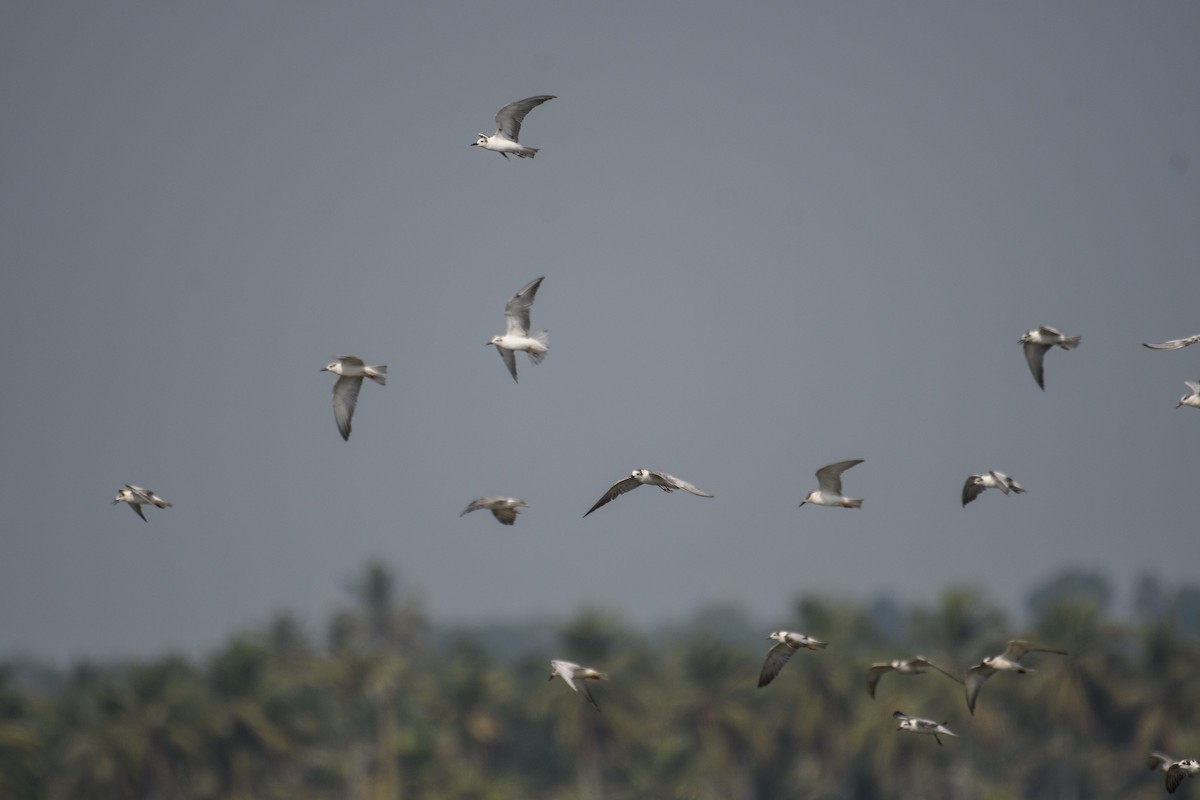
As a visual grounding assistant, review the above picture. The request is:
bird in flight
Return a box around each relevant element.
[757,630,827,688]
[866,657,962,699]
[583,469,713,517]
[964,640,1066,715]
[1143,333,1200,351]
[487,277,548,383]
[472,96,556,159]
[1020,325,1081,390]
[961,470,1026,507]
[549,659,607,711]
[321,356,386,441]
[113,485,173,523]
[1176,380,1200,410]
[893,711,957,746]
[799,459,864,508]
[459,497,529,526]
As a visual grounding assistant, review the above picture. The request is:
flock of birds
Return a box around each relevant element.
[107,95,1200,794]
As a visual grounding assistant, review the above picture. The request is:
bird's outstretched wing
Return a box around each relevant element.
[964,664,994,715]
[961,476,985,507]
[816,459,863,493]
[757,642,795,688]
[332,375,363,441]
[504,277,544,337]
[653,472,714,497]
[1001,640,1067,661]
[1023,341,1050,390]
[1143,334,1200,351]
[865,664,895,698]
[583,476,642,517]
[494,96,556,141]
[496,346,519,382]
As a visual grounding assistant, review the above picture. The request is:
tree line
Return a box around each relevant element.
[0,562,1197,799]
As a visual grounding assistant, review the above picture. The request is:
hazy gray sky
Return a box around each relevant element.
[3,2,1198,662]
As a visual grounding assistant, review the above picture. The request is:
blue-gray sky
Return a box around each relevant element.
[3,2,1198,662]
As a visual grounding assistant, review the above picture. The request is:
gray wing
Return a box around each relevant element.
[757,642,795,688]
[965,664,993,715]
[334,355,365,368]
[816,459,863,493]
[1001,640,1067,661]
[460,498,491,516]
[583,476,642,517]
[988,471,1012,495]
[576,678,601,711]
[961,476,985,507]
[332,375,363,441]
[922,658,965,685]
[492,507,518,525]
[496,346,518,382]
[1166,763,1191,794]
[652,472,714,497]
[1149,752,1175,772]
[1143,334,1200,350]
[504,276,544,337]
[866,664,894,698]
[128,502,148,523]
[1023,341,1050,389]
[494,95,555,141]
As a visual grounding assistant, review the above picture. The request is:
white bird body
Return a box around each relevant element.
[549,659,607,711]
[758,630,828,687]
[460,497,529,526]
[866,657,962,698]
[962,470,1026,507]
[799,459,864,508]
[965,640,1066,714]
[321,356,387,441]
[1020,325,1081,390]
[113,484,173,523]
[583,469,713,517]
[472,96,555,159]
[893,711,957,746]
[488,277,548,382]
[1177,381,1200,409]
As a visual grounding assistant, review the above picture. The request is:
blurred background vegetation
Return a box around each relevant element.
[1,561,1197,799]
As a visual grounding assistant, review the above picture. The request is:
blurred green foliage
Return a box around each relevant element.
[1,562,1197,799]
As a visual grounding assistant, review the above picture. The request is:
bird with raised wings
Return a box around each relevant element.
[549,659,606,711]
[866,657,962,699]
[583,469,713,517]
[487,277,548,383]
[471,95,556,159]
[1020,325,1081,390]
[962,470,1026,507]
[757,631,827,688]
[459,497,528,526]
[113,485,173,523]
[799,459,864,508]
[321,356,386,441]
[965,640,1066,714]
